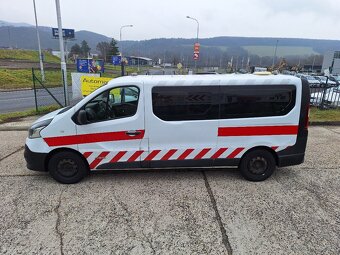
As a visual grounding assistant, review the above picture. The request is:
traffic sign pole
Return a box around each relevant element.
[55,0,69,106]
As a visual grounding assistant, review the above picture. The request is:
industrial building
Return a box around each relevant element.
[322,51,340,74]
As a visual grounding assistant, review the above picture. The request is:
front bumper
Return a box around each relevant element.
[24,144,48,172]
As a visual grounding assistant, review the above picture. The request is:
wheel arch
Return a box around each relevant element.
[240,146,279,166]
[45,147,90,172]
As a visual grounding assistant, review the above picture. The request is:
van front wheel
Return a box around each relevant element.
[239,149,276,182]
[48,151,88,184]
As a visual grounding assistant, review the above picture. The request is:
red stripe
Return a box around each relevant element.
[227,148,245,159]
[89,151,109,169]
[44,130,145,147]
[110,151,127,163]
[83,152,92,159]
[271,146,279,151]
[127,150,144,162]
[177,149,194,160]
[218,126,298,136]
[211,148,228,159]
[161,149,178,161]
[144,150,161,161]
[194,148,211,160]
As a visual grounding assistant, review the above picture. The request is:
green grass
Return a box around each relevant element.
[0,105,61,123]
[0,49,60,63]
[310,107,340,123]
[0,69,71,89]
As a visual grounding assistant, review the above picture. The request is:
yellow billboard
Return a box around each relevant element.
[81,76,112,96]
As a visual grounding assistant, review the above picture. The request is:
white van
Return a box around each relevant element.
[24,74,310,184]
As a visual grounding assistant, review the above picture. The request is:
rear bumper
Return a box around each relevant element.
[278,153,305,167]
[24,144,48,172]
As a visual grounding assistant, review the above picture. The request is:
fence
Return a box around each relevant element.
[32,68,66,112]
[310,85,340,109]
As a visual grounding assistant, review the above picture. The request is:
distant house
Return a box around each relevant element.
[128,56,153,66]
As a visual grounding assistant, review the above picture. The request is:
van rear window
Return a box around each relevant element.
[152,85,296,121]
[220,85,296,119]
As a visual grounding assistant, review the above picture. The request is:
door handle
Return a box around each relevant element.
[126,130,142,136]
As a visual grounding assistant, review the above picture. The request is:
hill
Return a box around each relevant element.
[1,21,340,67]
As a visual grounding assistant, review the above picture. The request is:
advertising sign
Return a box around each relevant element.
[112,56,122,66]
[81,76,113,96]
[52,28,75,39]
[77,59,104,73]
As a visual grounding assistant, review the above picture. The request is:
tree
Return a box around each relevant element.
[69,43,81,58]
[109,38,119,58]
[80,40,91,57]
[96,41,111,62]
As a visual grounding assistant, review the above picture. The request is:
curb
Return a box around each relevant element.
[309,121,340,126]
[0,126,29,131]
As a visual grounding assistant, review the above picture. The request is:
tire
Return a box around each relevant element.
[48,151,89,184]
[239,149,276,182]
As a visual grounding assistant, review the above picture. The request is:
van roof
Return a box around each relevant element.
[108,74,301,86]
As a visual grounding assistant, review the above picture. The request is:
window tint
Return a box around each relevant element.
[84,86,139,123]
[152,86,219,121]
[220,85,296,119]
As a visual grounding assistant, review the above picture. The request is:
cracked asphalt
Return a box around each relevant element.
[0,127,339,255]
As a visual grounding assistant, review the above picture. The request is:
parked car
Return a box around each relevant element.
[314,76,337,87]
[295,74,321,88]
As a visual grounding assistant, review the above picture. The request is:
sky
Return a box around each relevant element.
[1,0,340,41]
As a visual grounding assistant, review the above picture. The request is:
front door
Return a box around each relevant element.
[76,84,145,170]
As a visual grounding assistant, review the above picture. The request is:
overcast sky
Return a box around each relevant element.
[1,0,340,41]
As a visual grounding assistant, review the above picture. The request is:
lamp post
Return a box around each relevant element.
[33,0,45,82]
[272,39,279,68]
[186,16,199,73]
[120,25,133,76]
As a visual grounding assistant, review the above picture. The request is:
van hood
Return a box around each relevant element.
[33,107,69,125]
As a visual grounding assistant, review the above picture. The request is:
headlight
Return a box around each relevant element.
[28,118,53,139]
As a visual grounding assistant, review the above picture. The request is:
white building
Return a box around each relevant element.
[322,51,340,75]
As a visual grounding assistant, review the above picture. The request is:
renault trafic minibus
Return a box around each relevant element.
[25,74,309,184]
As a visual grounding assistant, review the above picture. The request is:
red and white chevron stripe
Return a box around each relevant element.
[83,146,288,170]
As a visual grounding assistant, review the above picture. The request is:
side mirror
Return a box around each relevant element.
[77,110,88,125]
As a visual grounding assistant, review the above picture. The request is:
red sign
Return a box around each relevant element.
[193,52,199,60]
[194,43,200,53]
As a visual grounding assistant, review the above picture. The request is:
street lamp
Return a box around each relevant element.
[120,24,133,76]
[186,16,200,73]
[33,0,45,82]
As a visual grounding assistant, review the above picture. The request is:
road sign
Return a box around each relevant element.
[112,56,122,66]
[194,43,200,53]
[177,63,183,69]
[193,53,199,60]
[52,28,75,39]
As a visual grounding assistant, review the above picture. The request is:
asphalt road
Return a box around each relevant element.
[0,68,177,114]
[0,87,71,114]
[0,126,339,254]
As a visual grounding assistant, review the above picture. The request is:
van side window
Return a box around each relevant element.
[152,86,219,121]
[84,86,139,123]
[220,85,296,119]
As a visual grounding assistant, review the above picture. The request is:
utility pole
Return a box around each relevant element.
[33,0,45,82]
[55,0,68,106]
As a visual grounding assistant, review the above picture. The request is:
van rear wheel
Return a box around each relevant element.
[239,149,276,182]
[48,151,88,184]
